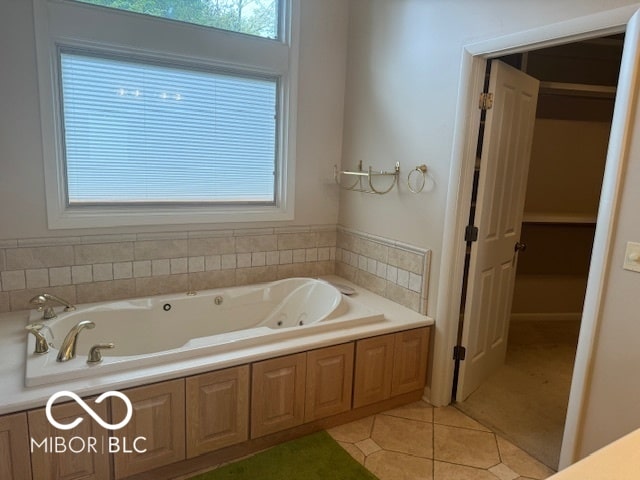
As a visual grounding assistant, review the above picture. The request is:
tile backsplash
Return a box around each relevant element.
[335,227,431,314]
[0,225,431,315]
[0,226,336,313]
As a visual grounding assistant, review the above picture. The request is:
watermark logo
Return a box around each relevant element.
[46,390,133,430]
[32,390,146,454]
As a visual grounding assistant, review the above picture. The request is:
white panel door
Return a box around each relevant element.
[456,61,539,401]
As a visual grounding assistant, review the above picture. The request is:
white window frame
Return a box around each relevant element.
[33,0,299,229]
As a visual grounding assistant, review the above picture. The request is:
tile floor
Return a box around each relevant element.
[328,400,556,480]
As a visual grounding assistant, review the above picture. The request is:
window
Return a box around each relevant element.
[72,0,280,39]
[33,0,298,228]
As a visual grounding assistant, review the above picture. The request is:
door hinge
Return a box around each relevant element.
[453,345,466,361]
[479,92,494,110]
[465,225,479,243]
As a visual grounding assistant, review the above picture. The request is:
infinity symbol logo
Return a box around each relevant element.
[46,390,133,431]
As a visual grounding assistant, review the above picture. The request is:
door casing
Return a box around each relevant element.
[431,4,640,469]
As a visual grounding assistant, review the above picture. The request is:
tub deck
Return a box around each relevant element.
[0,276,433,415]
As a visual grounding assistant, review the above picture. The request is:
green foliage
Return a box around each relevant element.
[78,0,278,38]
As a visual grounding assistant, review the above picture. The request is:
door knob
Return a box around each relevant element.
[514,242,527,253]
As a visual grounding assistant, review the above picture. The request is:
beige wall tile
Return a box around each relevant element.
[170,258,188,274]
[10,285,76,312]
[355,270,386,296]
[1,270,25,291]
[113,262,133,280]
[76,279,136,304]
[361,239,389,263]
[251,252,266,267]
[151,259,170,277]
[49,266,72,286]
[25,269,49,288]
[135,239,188,260]
[316,260,336,276]
[187,236,235,256]
[75,242,134,264]
[336,262,356,283]
[317,230,337,247]
[221,254,236,270]
[188,270,236,291]
[6,245,74,269]
[135,274,188,297]
[71,265,93,284]
[236,266,277,286]
[385,282,421,312]
[235,234,277,253]
[133,260,152,278]
[0,292,9,313]
[0,249,5,271]
[277,263,315,279]
[278,232,317,250]
[205,255,221,271]
[93,263,114,282]
[388,247,424,275]
[188,256,205,272]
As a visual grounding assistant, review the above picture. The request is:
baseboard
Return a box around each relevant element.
[510,312,582,323]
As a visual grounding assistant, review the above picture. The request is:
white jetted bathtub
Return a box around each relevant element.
[25,278,384,387]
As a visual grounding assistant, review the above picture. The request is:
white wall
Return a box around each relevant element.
[340,0,640,464]
[0,0,348,240]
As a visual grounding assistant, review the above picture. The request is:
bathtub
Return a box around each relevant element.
[25,278,384,387]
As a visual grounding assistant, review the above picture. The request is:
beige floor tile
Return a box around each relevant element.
[433,424,500,469]
[384,400,434,423]
[496,436,555,479]
[434,461,501,480]
[366,450,433,480]
[355,437,382,456]
[372,414,434,458]
[434,405,491,431]
[327,415,374,443]
[489,462,520,480]
[338,440,365,465]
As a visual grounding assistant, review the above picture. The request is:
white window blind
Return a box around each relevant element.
[60,51,278,205]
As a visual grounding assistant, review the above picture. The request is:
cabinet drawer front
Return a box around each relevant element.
[0,412,32,480]
[186,365,250,458]
[113,379,185,479]
[28,398,111,480]
[251,353,307,438]
[305,343,354,422]
[391,327,430,396]
[353,334,395,408]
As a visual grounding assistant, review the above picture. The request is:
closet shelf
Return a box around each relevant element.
[539,81,616,99]
[523,213,597,225]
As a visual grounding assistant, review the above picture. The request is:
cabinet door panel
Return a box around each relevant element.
[0,412,32,480]
[353,334,394,408]
[113,379,185,479]
[391,327,430,396]
[186,365,249,458]
[251,353,306,438]
[29,398,111,480]
[305,343,354,422]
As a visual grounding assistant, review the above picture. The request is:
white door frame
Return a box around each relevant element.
[431,3,640,468]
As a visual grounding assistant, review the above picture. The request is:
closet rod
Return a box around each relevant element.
[539,81,616,99]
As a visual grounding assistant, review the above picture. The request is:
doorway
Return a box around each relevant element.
[453,37,623,470]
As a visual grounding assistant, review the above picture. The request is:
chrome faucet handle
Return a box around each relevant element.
[87,343,115,364]
[25,323,54,354]
[29,294,76,319]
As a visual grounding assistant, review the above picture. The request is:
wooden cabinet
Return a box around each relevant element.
[0,412,32,480]
[251,352,307,438]
[28,397,111,480]
[112,379,185,479]
[353,334,395,408]
[305,343,354,422]
[186,365,250,458]
[391,327,430,396]
[354,327,430,407]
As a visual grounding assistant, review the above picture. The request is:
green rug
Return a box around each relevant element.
[189,431,379,480]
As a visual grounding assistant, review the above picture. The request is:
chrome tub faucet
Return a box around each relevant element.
[57,320,95,362]
[29,293,76,320]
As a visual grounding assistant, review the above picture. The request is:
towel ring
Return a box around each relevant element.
[408,165,427,193]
